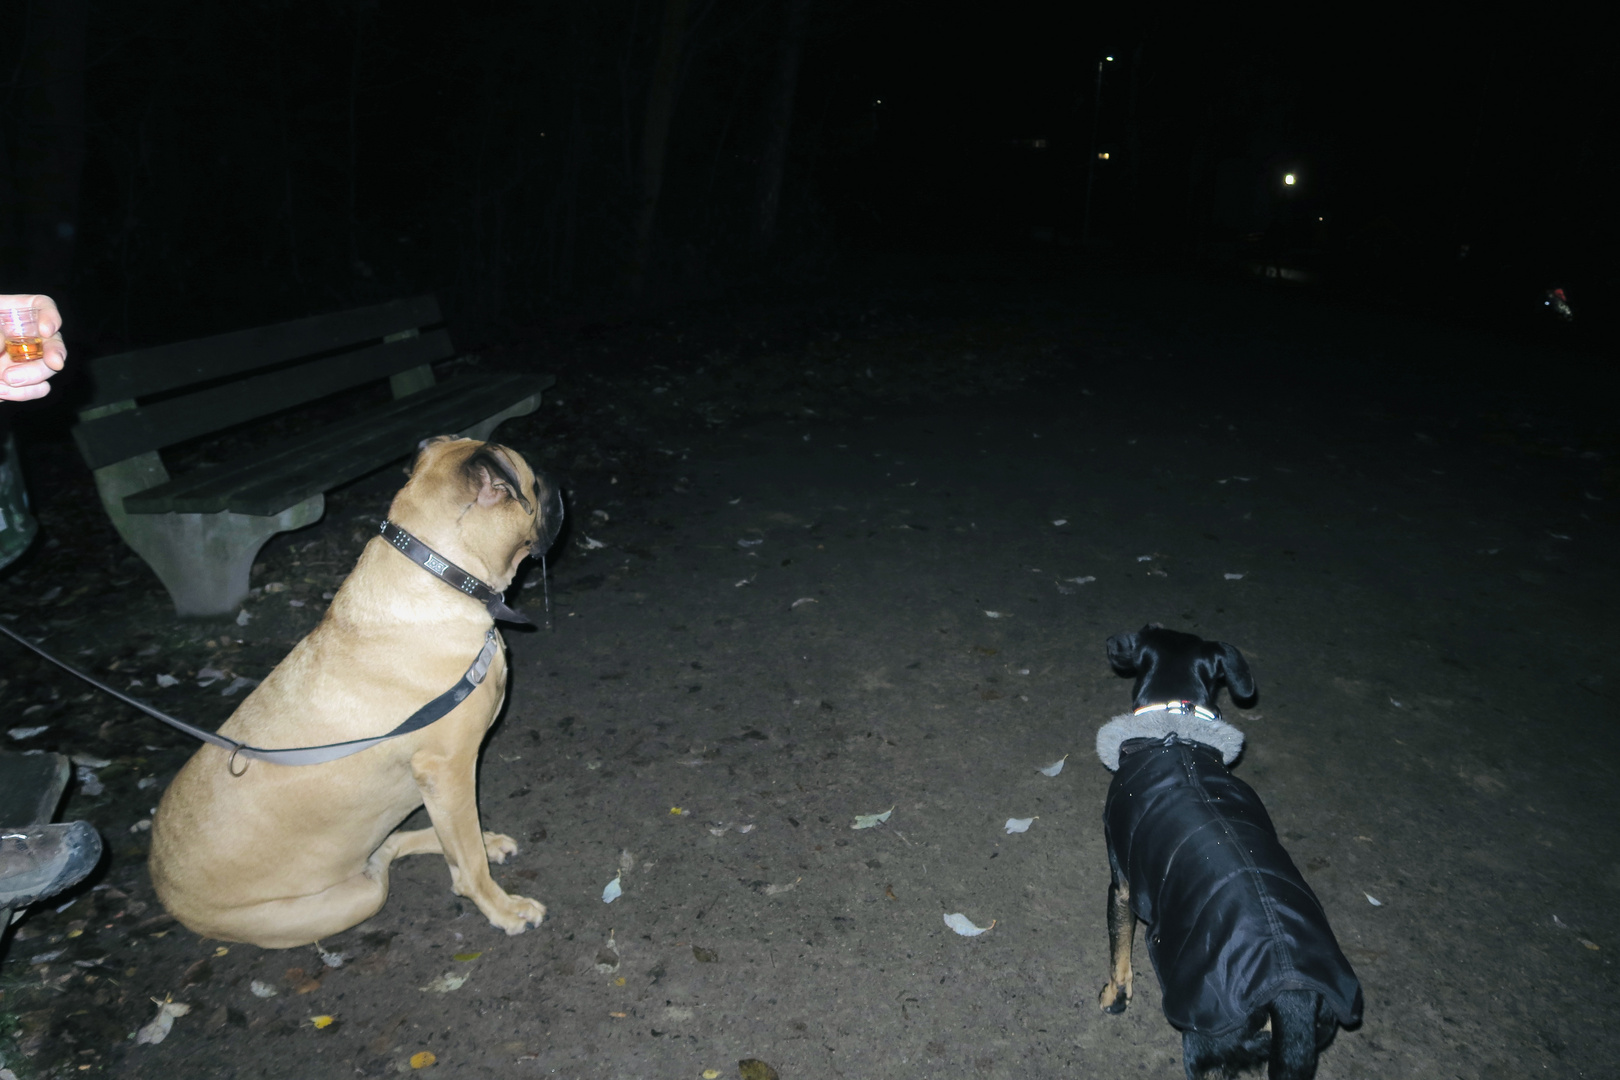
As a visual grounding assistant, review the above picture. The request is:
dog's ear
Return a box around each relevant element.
[1212,641,1257,705]
[467,448,534,513]
[1106,632,1145,676]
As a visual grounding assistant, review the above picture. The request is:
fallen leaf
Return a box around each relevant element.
[1052,519,1067,526]
[310,1015,335,1029]
[1224,573,1244,580]
[1365,893,1383,907]
[1580,939,1600,951]
[1553,914,1569,929]
[851,807,894,830]
[318,946,348,968]
[602,871,623,904]
[582,536,607,550]
[692,945,718,963]
[1037,756,1067,777]
[420,973,468,993]
[790,597,818,608]
[943,912,995,937]
[410,1051,437,1069]
[214,946,229,957]
[452,951,483,962]
[983,610,1008,619]
[7,725,49,740]
[884,885,897,901]
[134,999,191,1045]
[1004,817,1036,834]
[156,674,179,688]
[739,1060,780,1080]
[704,1071,721,1079]
[737,539,763,547]
[670,806,688,815]
[249,980,278,998]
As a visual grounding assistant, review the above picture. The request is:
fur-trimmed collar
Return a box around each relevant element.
[1094,710,1246,772]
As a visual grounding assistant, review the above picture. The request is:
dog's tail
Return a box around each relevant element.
[1267,989,1329,1080]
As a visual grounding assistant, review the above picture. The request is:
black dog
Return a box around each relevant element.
[1095,626,1362,1080]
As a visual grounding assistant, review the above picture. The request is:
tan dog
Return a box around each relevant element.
[149,437,554,949]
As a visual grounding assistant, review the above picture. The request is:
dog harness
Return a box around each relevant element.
[1104,734,1364,1036]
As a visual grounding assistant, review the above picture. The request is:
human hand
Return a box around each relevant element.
[0,294,67,402]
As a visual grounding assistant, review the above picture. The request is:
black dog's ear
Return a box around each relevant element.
[1212,641,1257,705]
[1106,632,1145,676]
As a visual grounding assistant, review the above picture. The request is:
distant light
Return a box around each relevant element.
[1105,55,1114,61]
[873,99,882,106]
[1097,152,1110,160]
[1284,173,1297,186]
[1032,139,1048,149]
[1317,216,1324,221]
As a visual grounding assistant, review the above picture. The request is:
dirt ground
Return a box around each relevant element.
[2,261,1617,1079]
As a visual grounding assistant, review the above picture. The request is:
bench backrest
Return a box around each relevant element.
[73,295,451,471]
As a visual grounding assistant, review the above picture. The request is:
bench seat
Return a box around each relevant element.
[125,371,552,516]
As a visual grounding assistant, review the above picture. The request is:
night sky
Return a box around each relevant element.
[0,1,1615,351]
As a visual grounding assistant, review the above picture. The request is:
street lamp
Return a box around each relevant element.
[1081,55,1114,249]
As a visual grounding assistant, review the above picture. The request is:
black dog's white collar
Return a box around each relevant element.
[1133,700,1222,723]
[1096,706,1245,771]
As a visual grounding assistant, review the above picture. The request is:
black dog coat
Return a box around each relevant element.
[1103,731,1363,1036]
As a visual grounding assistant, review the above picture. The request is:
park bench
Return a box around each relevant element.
[70,295,552,616]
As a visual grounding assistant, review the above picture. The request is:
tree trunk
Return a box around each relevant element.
[752,0,813,257]
[16,0,89,296]
[627,0,690,297]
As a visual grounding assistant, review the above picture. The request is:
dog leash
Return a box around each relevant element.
[0,620,501,771]
[0,524,531,771]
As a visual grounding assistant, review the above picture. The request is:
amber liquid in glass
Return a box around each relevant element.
[4,337,43,363]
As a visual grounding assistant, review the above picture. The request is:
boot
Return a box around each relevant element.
[0,821,103,909]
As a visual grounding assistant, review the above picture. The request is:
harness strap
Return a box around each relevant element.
[0,622,499,768]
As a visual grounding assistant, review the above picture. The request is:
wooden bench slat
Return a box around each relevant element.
[72,329,455,470]
[84,295,442,407]
[124,373,553,516]
[210,377,551,517]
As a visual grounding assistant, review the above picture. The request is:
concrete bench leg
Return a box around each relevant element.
[459,392,542,443]
[92,453,324,617]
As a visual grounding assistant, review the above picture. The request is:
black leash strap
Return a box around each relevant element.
[378,520,533,625]
[0,621,499,769]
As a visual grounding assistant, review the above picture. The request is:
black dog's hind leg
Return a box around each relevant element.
[1098,872,1136,1013]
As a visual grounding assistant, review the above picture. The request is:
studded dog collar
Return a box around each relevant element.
[379,520,533,625]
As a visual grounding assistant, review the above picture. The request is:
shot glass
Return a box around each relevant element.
[0,307,44,366]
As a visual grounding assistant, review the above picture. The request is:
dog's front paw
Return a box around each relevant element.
[484,893,546,936]
[482,831,520,864]
[1099,981,1130,1014]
